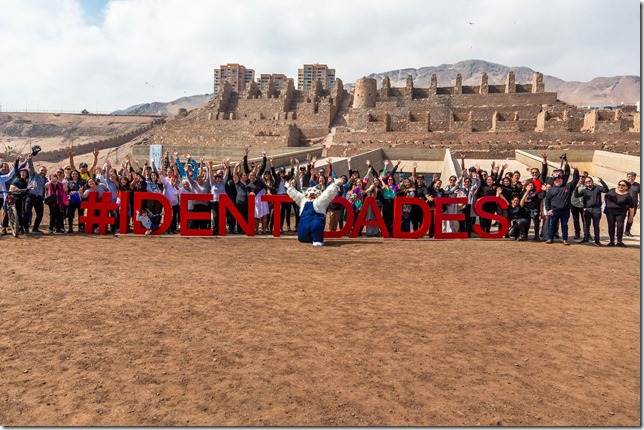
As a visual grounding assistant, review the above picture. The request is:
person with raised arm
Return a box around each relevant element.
[68,147,98,182]
[185,156,212,230]
[456,154,480,238]
[270,156,295,232]
[158,159,182,234]
[544,162,580,245]
[25,154,48,234]
[573,176,608,245]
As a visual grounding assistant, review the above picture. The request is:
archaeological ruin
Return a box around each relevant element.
[132,71,639,165]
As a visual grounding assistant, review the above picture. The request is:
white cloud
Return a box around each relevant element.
[0,0,639,113]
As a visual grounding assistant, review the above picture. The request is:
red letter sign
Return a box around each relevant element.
[324,197,355,239]
[350,196,390,238]
[392,197,431,239]
[132,192,172,235]
[433,197,468,239]
[472,196,510,238]
[218,194,255,237]
[180,193,214,237]
[262,194,293,237]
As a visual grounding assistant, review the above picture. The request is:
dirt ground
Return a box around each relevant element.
[0,231,640,426]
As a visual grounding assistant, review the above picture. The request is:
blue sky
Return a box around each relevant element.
[78,0,108,24]
[0,0,640,112]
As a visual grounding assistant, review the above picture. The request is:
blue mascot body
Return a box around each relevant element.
[286,178,342,246]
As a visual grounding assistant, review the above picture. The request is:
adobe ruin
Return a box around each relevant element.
[135,71,640,160]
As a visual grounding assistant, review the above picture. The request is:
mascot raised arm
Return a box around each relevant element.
[286,177,343,246]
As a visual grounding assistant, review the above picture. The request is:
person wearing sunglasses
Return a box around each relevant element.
[574,176,608,246]
[604,180,635,247]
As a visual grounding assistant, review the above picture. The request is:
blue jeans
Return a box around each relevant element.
[548,209,570,241]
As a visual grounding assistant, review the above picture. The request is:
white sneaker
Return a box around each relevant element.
[145,230,151,236]
[312,241,324,247]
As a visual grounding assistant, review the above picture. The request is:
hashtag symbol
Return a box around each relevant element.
[79,192,118,234]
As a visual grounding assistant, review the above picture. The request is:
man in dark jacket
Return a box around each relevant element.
[574,176,608,245]
[624,172,640,237]
[544,164,580,245]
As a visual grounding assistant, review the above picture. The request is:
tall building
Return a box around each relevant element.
[259,73,288,92]
[213,63,255,94]
[297,64,336,91]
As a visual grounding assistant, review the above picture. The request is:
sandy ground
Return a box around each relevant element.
[0,227,640,426]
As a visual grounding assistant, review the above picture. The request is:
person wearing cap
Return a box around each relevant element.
[286,176,343,246]
[68,147,99,182]
[574,176,608,246]
[624,172,640,237]
[544,163,580,245]
[25,154,48,234]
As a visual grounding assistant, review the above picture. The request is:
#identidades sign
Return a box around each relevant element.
[80,192,510,239]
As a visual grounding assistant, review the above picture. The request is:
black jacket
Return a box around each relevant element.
[573,180,608,208]
[545,168,579,211]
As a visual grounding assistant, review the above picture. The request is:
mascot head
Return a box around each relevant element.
[305,187,322,200]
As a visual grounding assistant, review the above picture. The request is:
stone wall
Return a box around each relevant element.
[147,119,300,148]
[327,129,640,159]
[37,120,162,163]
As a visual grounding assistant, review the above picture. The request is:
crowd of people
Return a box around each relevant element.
[0,146,639,246]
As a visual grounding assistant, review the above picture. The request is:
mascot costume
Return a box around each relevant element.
[286,178,343,246]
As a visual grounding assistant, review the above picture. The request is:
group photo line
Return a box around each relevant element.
[0,146,639,246]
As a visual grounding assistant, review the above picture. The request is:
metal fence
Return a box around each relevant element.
[0,108,164,118]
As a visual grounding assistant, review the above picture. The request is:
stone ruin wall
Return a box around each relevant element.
[144,119,299,149]
[348,72,636,133]
[335,71,639,157]
[140,70,638,159]
[327,128,640,159]
[148,77,346,149]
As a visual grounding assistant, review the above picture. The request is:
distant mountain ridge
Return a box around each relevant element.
[365,60,640,106]
[112,60,640,115]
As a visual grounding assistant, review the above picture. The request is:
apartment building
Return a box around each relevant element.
[258,73,289,92]
[213,63,255,94]
[297,64,336,91]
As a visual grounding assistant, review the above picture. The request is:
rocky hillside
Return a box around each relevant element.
[364,60,640,106]
[111,94,212,116]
